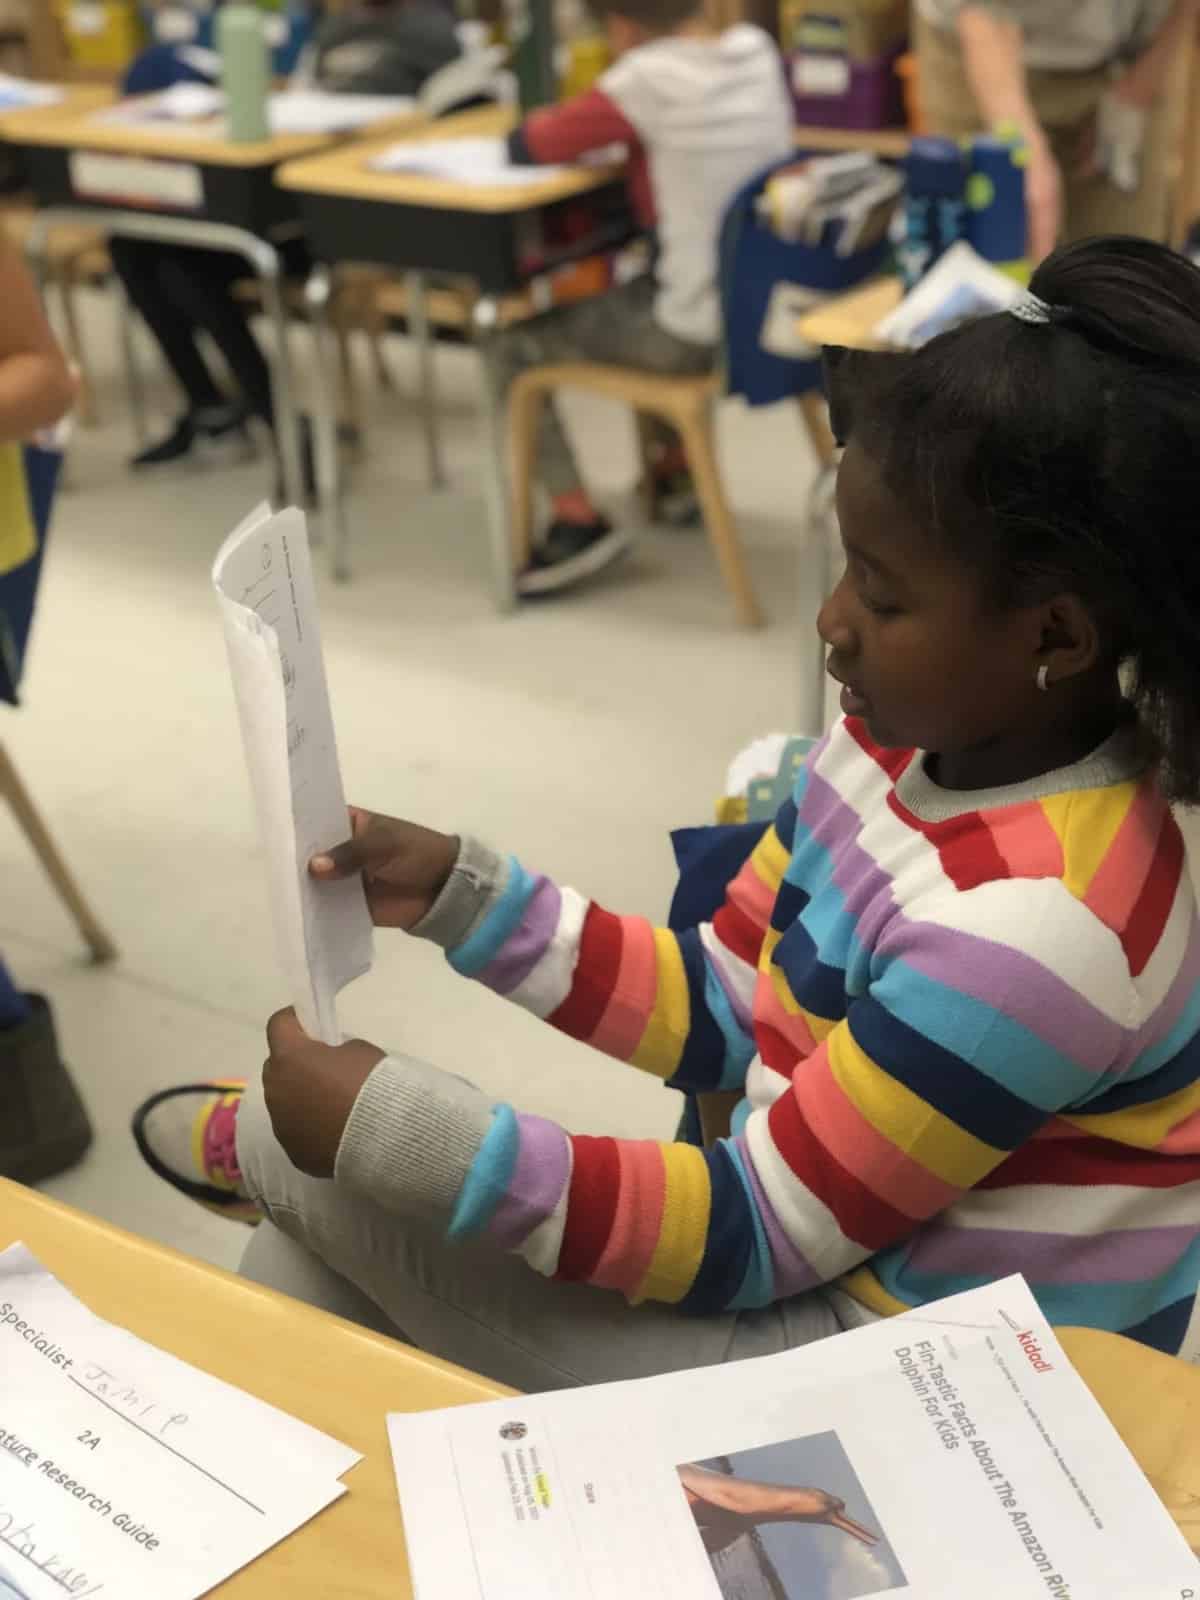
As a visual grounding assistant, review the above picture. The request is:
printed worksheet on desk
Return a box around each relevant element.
[388,1275,1197,1600]
[0,1244,360,1600]
[213,502,373,1043]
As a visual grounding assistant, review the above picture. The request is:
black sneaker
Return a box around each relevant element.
[516,517,633,597]
[650,465,701,528]
[0,993,92,1184]
[130,404,253,472]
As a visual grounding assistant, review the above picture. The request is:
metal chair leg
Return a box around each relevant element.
[404,270,445,491]
[305,265,349,579]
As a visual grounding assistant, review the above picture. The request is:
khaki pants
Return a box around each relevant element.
[914,14,1184,243]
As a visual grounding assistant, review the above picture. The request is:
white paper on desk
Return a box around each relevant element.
[268,89,415,136]
[0,1243,359,1600]
[388,1275,1198,1600]
[877,239,1022,349]
[369,136,568,186]
[97,83,225,126]
[0,76,64,111]
[213,503,372,1044]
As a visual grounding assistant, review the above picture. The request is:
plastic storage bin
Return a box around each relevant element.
[787,44,905,130]
[55,0,146,71]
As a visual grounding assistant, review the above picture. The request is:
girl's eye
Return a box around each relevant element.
[845,558,902,618]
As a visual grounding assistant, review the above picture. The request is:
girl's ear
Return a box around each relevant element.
[821,346,905,447]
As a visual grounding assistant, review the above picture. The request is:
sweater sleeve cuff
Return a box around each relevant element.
[334,1054,495,1218]
[410,834,509,952]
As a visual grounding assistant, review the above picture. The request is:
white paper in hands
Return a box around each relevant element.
[213,503,372,1043]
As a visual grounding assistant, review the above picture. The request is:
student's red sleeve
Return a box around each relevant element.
[508,88,639,165]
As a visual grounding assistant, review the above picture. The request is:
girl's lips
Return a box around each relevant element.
[840,684,870,716]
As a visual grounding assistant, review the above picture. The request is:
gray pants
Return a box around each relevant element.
[235,1070,866,1392]
[480,275,714,500]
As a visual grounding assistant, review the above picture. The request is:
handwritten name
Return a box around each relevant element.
[0,1502,104,1596]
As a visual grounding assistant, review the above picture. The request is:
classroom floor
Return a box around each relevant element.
[1,286,831,1276]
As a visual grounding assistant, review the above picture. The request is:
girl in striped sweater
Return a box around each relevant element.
[138,236,1200,1387]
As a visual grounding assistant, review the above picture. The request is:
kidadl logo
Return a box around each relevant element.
[1016,1330,1053,1372]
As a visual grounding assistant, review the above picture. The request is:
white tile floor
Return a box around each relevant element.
[1,286,832,1277]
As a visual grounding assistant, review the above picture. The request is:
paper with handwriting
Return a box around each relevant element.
[213,503,372,1043]
[0,1243,359,1599]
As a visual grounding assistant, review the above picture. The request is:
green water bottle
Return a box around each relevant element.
[216,2,270,144]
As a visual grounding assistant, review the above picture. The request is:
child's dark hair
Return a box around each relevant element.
[587,0,704,34]
[826,236,1200,804]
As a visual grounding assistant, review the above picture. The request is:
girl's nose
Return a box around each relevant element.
[817,578,857,653]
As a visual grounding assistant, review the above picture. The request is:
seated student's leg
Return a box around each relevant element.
[108,238,249,469]
[157,247,274,424]
[480,277,712,594]
[157,245,315,499]
[234,1070,855,1391]
[239,1214,401,1338]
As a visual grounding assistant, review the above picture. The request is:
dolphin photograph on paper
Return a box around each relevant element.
[677,1431,907,1600]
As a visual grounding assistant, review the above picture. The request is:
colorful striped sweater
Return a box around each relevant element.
[335,717,1200,1356]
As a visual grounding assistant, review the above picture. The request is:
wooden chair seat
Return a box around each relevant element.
[509,361,762,628]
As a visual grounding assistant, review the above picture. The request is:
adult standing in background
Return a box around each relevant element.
[914,1,1200,260]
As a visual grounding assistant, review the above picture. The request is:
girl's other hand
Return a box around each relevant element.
[309,807,459,930]
[263,1008,383,1177]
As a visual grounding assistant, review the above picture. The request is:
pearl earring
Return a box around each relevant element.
[1036,665,1049,692]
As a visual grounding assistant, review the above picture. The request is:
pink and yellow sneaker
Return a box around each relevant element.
[131,1082,261,1223]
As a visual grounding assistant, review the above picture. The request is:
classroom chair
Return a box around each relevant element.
[2,206,110,428]
[0,743,116,962]
[509,362,767,627]
[504,155,888,630]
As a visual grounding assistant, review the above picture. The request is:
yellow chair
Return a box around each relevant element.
[508,367,838,629]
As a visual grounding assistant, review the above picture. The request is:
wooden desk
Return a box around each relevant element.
[794,124,910,159]
[3,1182,1197,1586]
[6,96,420,507]
[277,104,625,285]
[278,104,632,600]
[796,273,902,350]
[0,1178,511,1598]
[3,96,422,233]
[0,84,116,143]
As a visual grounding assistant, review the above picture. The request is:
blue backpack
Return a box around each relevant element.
[718,151,892,407]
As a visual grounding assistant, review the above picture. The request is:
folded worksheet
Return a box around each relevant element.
[213,503,372,1044]
[389,1275,1196,1600]
[0,1244,359,1600]
[368,136,569,187]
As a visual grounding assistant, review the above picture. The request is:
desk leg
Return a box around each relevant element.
[255,247,304,512]
[471,297,517,614]
[305,265,351,581]
[404,270,445,491]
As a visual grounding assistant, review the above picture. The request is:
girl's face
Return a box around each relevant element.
[818,443,1043,761]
